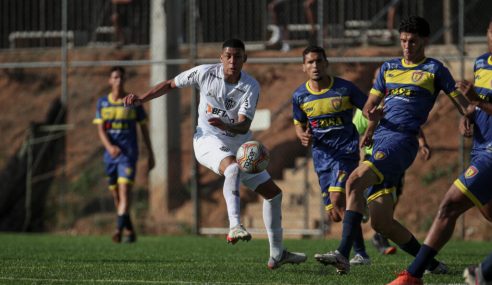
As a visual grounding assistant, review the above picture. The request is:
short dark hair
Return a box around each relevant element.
[110,66,125,76]
[302,45,327,62]
[222,38,245,51]
[399,16,430,37]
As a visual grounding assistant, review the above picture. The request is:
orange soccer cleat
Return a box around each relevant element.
[387,270,423,285]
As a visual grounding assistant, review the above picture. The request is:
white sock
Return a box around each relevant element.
[223,163,241,229]
[263,193,284,259]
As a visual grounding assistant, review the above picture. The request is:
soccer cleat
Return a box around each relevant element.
[425,262,449,275]
[463,265,490,285]
[349,253,371,266]
[267,250,307,270]
[111,230,122,243]
[226,224,252,244]
[387,270,423,285]
[372,233,397,255]
[314,250,350,274]
[123,232,137,243]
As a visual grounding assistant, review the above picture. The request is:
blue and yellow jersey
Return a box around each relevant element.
[371,57,460,134]
[292,76,367,156]
[472,53,492,151]
[93,93,147,162]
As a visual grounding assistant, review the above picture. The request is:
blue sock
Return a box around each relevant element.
[407,244,438,278]
[481,253,492,281]
[399,236,440,271]
[123,213,134,231]
[353,223,369,258]
[117,215,125,231]
[337,210,363,258]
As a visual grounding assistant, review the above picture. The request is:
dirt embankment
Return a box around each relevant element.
[1,45,490,240]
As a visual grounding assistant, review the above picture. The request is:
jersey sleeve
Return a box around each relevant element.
[352,108,367,135]
[92,98,103,124]
[238,82,260,120]
[370,63,387,97]
[349,83,368,110]
[174,64,209,89]
[436,64,460,98]
[292,94,307,125]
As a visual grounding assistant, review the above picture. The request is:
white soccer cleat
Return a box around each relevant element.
[349,253,371,266]
[463,265,489,285]
[425,262,449,275]
[226,224,252,244]
[314,250,350,274]
[267,250,307,270]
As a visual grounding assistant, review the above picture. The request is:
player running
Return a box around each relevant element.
[292,45,371,267]
[389,17,492,284]
[123,38,307,269]
[313,16,473,274]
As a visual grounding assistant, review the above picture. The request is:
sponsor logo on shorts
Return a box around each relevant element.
[374,151,386,160]
[464,165,479,178]
[125,167,133,176]
[220,146,231,152]
[337,170,347,183]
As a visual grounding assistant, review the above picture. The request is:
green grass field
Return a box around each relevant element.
[0,234,489,284]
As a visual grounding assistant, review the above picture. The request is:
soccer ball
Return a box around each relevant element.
[236,140,270,173]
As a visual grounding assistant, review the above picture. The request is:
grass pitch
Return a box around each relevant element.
[0,233,489,284]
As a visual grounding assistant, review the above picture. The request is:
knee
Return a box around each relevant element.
[371,217,391,236]
[435,201,462,222]
[328,208,343,223]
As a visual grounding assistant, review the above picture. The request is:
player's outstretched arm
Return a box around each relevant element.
[123,79,177,106]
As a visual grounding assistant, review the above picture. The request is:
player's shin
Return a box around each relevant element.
[263,193,283,259]
[223,163,241,228]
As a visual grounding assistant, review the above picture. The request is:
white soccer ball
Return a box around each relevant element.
[236,140,270,173]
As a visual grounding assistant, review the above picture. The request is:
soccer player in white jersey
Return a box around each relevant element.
[123,38,307,269]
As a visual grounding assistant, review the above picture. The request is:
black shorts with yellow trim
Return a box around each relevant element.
[105,160,136,191]
[454,152,492,207]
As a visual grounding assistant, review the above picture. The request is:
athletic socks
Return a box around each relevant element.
[263,193,283,259]
[223,163,241,229]
[398,236,440,271]
[352,223,369,258]
[123,213,134,231]
[116,215,125,231]
[337,210,363,258]
[406,244,438,278]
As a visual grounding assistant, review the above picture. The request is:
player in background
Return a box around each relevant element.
[313,15,472,274]
[389,18,492,284]
[352,69,431,256]
[93,66,155,243]
[123,38,307,269]
[292,45,371,267]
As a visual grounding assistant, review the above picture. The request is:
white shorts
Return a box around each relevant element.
[193,130,270,190]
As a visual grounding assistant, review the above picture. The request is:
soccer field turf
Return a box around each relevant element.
[0,234,489,284]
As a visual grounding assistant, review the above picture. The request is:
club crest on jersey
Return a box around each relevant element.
[331,98,342,111]
[464,166,478,178]
[412,71,424,82]
[374,151,386,160]
[125,167,133,176]
[225,98,236,110]
[337,170,347,183]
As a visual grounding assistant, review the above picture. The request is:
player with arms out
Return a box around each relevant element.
[313,16,472,274]
[389,17,492,285]
[292,45,371,267]
[123,38,307,269]
[93,66,155,243]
